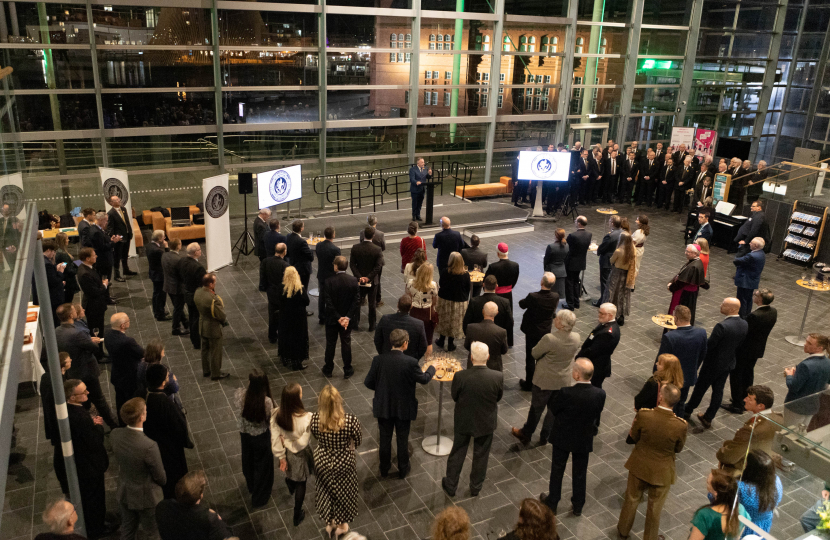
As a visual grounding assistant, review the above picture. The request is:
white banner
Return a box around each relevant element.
[202,173,232,272]
[0,172,25,219]
[98,167,137,257]
[670,127,695,149]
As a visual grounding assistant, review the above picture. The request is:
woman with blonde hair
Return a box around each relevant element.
[605,231,636,325]
[55,231,79,304]
[435,251,471,351]
[634,354,684,410]
[695,237,710,277]
[311,385,362,538]
[278,266,310,370]
[431,506,470,540]
[271,382,313,526]
[405,262,439,355]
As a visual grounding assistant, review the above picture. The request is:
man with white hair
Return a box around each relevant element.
[105,312,145,421]
[146,229,170,321]
[733,237,766,318]
[511,309,581,445]
[464,301,508,371]
[746,160,768,200]
[88,211,119,303]
[177,242,206,349]
[577,303,621,389]
[253,208,271,260]
[35,499,85,540]
[518,272,559,390]
[442,341,504,498]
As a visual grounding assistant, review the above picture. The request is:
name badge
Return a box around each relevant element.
[588,333,595,340]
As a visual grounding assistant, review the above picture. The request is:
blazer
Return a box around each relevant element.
[57,322,100,380]
[518,289,558,337]
[657,325,708,387]
[577,321,621,379]
[194,287,226,339]
[739,306,777,360]
[699,316,749,374]
[570,158,587,185]
[485,259,520,292]
[785,355,830,404]
[67,404,108,478]
[463,292,513,334]
[373,311,428,360]
[110,427,167,510]
[144,391,193,491]
[359,227,387,252]
[451,365,504,437]
[260,256,290,304]
[565,229,592,272]
[40,369,60,444]
[286,232,313,276]
[177,256,206,296]
[676,166,695,191]
[323,271,361,328]
[660,163,677,189]
[315,240,342,281]
[733,249,765,289]
[464,320,508,371]
[549,382,606,452]
[77,219,91,248]
[432,229,469,270]
[349,240,384,284]
[596,228,622,269]
[145,241,167,282]
[253,216,268,258]
[156,500,232,540]
[716,412,785,472]
[106,206,132,240]
[77,263,108,313]
[641,158,660,182]
[601,156,620,182]
[531,329,582,391]
[42,255,65,309]
[105,329,145,396]
[409,164,431,194]
[161,251,185,295]
[621,158,639,183]
[364,350,435,421]
[625,406,687,486]
[543,242,569,278]
[460,246,488,272]
[734,211,765,243]
[693,222,713,244]
[263,231,287,259]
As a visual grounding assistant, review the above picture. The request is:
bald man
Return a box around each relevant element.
[464,301,509,371]
[36,499,85,540]
[104,313,145,421]
[683,298,748,429]
[432,216,469,272]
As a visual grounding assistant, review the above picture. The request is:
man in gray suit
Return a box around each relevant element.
[111,397,167,540]
[161,238,189,336]
[442,341,504,497]
[464,302,508,371]
[359,214,387,306]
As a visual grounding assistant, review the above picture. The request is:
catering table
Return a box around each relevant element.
[421,356,462,456]
[652,314,677,330]
[785,279,830,346]
[21,304,44,393]
[41,227,78,239]
[596,208,618,215]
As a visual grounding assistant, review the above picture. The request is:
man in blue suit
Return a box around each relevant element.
[692,208,713,244]
[733,237,766,318]
[409,157,432,221]
[656,305,708,416]
[432,216,469,273]
[784,333,830,428]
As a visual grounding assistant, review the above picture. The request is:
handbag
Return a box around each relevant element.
[429,300,440,326]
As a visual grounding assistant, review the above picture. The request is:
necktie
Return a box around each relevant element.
[649,160,653,167]
[584,159,587,168]
[629,160,633,167]
[611,161,615,174]
[116,208,126,223]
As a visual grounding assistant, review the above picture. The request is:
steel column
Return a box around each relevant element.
[617,0,645,145]
[86,2,109,169]
[771,0,809,159]
[210,0,225,172]
[554,0,580,144]
[674,0,704,129]
[482,0,505,185]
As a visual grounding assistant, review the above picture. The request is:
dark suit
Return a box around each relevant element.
[692,221,713,244]
[364,350,435,475]
[684,316,749,423]
[565,228,592,308]
[484,259,520,338]
[655,163,676,208]
[461,246,488,296]
[88,225,115,286]
[637,158,660,205]
[656,324,708,414]
[286,232,313,296]
[323,271,361,375]
[156,500,232,540]
[146,241,168,319]
[144,391,193,499]
[409,164,431,220]
[66,403,109,538]
[110,427,166,539]
[692,172,714,207]
[733,249,766,317]
[602,155,621,202]
[543,383,606,513]
[463,292,513,343]
[519,290,558,386]
[260,256,290,343]
[253,216,268,260]
[262,231,287,260]
[734,211,766,256]
[77,263,108,335]
[162,251,188,333]
[596,228,622,303]
[577,157,596,204]
[78,218,92,247]
[569,157,587,204]
[105,329,145,422]
[177,256,206,349]
[350,240,384,329]
[464,320,508,371]
[785,355,830,417]
[432,228,469,272]
[315,239,341,324]
[107,206,132,276]
[673,166,695,212]
[619,158,639,203]
[578,321,621,388]
[444,365,504,494]
[729,305,777,409]
[373,311,428,360]
[39,255,65,322]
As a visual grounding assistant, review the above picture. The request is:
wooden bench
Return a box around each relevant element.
[454,176,513,198]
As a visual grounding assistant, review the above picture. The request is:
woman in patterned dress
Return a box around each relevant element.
[435,252,471,352]
[310,385,362,538]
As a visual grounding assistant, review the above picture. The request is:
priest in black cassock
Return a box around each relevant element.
[667,244,707,325]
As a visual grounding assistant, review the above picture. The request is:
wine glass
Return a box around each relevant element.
[93,328,99,338]
[801,271,808,283]
[474,264,480,273]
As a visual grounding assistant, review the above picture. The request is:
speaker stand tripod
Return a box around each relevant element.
[232,193,255,265]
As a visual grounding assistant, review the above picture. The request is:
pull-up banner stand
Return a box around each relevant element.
[203,173,232,272]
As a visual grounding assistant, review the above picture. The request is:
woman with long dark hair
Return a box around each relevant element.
[271,382,313,526]
[502,498,559,540]
[737,450,782,537]
[688,469,749,540]
[605,231,636,325]
[135,339,183,412]
[406,262,439,356]
[235,369,275,508]
[404,247,427,281]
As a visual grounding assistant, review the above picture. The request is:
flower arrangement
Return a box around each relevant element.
[818,500,830,530]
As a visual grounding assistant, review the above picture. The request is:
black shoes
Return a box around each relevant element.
[696,413,712,429]
[435,336,445,349]
[591,301,602,308]
[306,310,314,317]
[115,276,126,282]
[720,403,744,414]
[398,465,411,479]
[322,369,333,378]
[293,509,305,527]
[211,372,230,381]
[343,369,355,379]
[441,477,456,497]
[124,270,138,276]
[518,379,533,391]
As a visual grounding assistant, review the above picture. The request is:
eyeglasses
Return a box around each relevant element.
[73,389,89,396]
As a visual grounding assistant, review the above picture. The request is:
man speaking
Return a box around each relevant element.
[409,157,432,221]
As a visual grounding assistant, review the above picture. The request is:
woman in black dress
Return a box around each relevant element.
[278,267,309,370]
[235,369,275,508]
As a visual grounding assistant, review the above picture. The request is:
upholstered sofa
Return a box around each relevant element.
[149,212,205,242]
[454,176,513,198]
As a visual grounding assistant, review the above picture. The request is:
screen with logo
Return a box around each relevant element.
[258,165,302,209]
[517,151,571,182]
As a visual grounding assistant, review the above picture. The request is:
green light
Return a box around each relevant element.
[641,59,673,70]
[642,59,655,69]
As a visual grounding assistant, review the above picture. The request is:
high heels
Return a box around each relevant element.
[334,523,350,539]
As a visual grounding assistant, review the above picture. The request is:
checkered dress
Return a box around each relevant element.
[310,412,362,524]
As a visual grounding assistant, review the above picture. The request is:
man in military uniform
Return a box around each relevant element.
[194,273,229,380]
[617,384,687,540]
[576,303,621,389]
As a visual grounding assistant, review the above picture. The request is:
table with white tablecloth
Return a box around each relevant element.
[21,304,44,393]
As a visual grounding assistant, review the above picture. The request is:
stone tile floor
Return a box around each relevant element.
[3,200,827,540]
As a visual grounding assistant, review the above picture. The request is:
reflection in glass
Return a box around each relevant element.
[631,87,679,113]
[224,130,320,162]
[222,52,318,86]
[327,126,407,158]
[99,50,214,88]
[11,94,99,131]
[217,10,316,46]
[222,91,318,124]
[5,48,94,89]
[102,92,215,128]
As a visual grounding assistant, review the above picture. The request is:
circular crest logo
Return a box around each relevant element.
[205,186,229,219]
[269,170,292,204]
[0,184,24,216]
[530,154,556,180]
[102,177,129,206]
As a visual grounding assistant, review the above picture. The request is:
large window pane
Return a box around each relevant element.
[327,52,396,86]
[504,0,567,17]
[719,113,756,137]
[328,89,404,120]
[222,51,318,86]
[803,6,830,32]
[417,88,487,117]
[502,22,568,54]
[576,57,626,85]
[626,115,675,142]
[493,120,558,152]
[635,60,684,84]
[217,11,317,46]
[735,4,778,31]
[575,25,628,55]
[99,49,213,88]
[103,92,215,127]
[223,90,318,123]
[701,0,738,29]
[498,87,560,115]
[327,126,407,158]
[569,87,622,115]
[722,86,764,111]
[781,112,806,138]
[328,15,410,48]
[639,29,687,57]
[577,0,633,23]
[418,52,487,85]
[12,138,103,175]
[3,48,93,90]
[10,94,98,131]
[106,134,219,169]
[415,123,489,154]
[421,19,494,53]
[631,87,679,113]
[642,0,691,25]
[421,0,493,14]
[224,130,320,162]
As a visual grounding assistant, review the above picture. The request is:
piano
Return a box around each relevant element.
[686,208,748,252]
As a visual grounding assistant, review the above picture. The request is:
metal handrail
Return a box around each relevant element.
[376,161,452,211]
[312,171,376,214]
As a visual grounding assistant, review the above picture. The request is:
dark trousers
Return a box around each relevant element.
[54,443,68,495]
[185,292,201,348]
[411,190,425,219]
[317,277,328,324]
[546,445,590,513]
[598,266,611,304]
[114,387,132,426]
[672,188,686,212]
[684,368,730,422]
[241,431,275,507]
[603,176,618,202]
[655,183,672,208]
[169,293,187,332]
[285,479,307,522]
[358,284,378,329]
[591,373,608,389]
[637,181,655,205]
[729,353,759,408]
[268,300,279,343]
[565,269,582,308]
[376,269,383,303]
[444,432,493,494]
[378,417,411,475]
[735,243,751,257]
[524,332,544,385]
[79,473,107,539]
[299,272,311,307]
[737,287,754,318]
[151,279,167,319]
[86,306,106,338]
[520,387,557,442]
[496,291,514,346]
[201,336,224,377]
[674,385,691,417]
[324,324,353,374]
[83,373,118,428]
[113,242,129,276]
[618,178,635,203]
